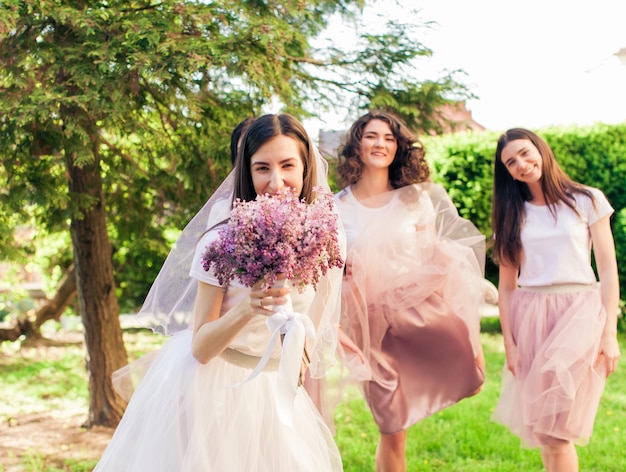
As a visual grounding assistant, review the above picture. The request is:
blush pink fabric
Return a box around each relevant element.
[336,183,486,434]
[492,285,607,448]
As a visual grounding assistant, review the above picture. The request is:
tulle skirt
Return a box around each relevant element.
[95,331,342,471]
[342,232,485,434]
[492,284,607,448]
[361,289,485,434]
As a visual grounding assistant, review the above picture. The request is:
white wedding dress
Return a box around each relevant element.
[94,228,343,471]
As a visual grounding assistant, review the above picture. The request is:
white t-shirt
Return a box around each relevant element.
[518,187,613,286]
[335,185,434,251]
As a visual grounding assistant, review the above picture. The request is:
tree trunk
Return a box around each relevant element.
[66,151,128,428]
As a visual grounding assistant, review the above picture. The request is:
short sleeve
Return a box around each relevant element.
[583,187,614,225]
[188,229,222,286]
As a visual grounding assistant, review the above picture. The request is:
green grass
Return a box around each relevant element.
[0,327,165,472]
[1,326,625,471]
[336,331,626,472]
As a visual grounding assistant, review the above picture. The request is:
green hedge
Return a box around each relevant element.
[423,122,626,308]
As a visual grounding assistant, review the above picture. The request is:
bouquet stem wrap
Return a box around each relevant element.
[234,279,315,428]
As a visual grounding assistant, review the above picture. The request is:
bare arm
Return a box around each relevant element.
[498,262,519,374]
[190,281,291,364]
[590,215,621,375]
[338,325,366,362]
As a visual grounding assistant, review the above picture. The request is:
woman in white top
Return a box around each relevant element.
[95,114,344,471]
[491,128,620,472]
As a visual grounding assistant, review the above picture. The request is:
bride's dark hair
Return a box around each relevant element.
[234,113,317,203]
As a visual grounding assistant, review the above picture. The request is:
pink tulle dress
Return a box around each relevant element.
[492,187,613,448]
[335,183,486,434]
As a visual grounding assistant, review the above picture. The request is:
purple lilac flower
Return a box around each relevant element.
[201,187,344,291]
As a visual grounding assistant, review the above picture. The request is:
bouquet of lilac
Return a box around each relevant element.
[201,186,344,291]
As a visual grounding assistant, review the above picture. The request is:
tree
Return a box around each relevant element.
[0,264,76,342]
[0,0,469,427]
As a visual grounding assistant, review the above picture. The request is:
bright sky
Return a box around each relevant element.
[305,0,626,136]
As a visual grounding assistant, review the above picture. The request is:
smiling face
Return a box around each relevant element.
[359,119,398,172]
[500,138,543,184]
[250,135,305,197]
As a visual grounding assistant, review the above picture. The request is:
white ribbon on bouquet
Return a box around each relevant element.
[233,285,315,429]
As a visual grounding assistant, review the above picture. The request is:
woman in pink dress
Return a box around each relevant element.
[491,128,620,472]
[334,111,486,471]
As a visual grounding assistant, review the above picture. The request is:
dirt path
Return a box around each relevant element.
[0,331,115,471]
[0,412,112,471]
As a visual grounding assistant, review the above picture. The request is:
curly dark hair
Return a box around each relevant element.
[336,110,430,189]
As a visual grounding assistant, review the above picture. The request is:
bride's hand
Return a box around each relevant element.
[248,277,291,316]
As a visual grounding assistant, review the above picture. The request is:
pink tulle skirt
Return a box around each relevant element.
[492,284,607,448]
[338,184,487,434]
[360,289,484,434]
[341,231,485,434]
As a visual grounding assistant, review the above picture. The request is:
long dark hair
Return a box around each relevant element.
[234,113,317,203]
[336,110,430,189]
[230,117,255,166]
[491,128,594,266]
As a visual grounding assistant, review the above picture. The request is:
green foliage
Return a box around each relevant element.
[111,227,175,313]
[0,0,470,311]
[0,287,35,322]
[614,209,626,324]
[425,131,499,237]
[368,75,476,135]
[541,124,626,212]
